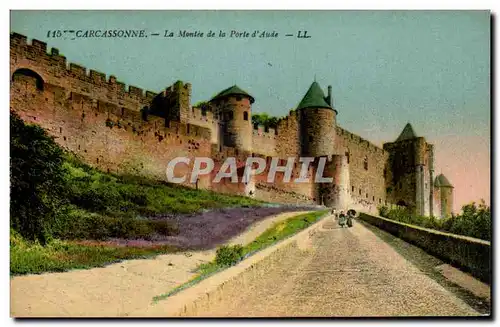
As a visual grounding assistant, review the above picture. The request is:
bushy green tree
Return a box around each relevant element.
[252,113,279,129]
[380,200,491,241]
[448,200,491,241]
[10,111,68,244]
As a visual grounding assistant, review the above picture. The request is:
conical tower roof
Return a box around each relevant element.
[211,85,254,104]
[396,123,417,142]
[297,81,333,111]
[434,174,453,188]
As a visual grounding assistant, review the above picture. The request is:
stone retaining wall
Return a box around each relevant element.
[358,213,491,284]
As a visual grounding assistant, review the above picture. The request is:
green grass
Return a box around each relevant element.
[242,210,327,256]
[10,229,179,275]
[152,209,328,302]
[11,157,269,275]
[64,155,264,219]
[50,155,266,241]
[10,116,268,276]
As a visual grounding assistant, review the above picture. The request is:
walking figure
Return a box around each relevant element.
[331,208,338,220]
[346,209,356,228]
[338,211,347,228]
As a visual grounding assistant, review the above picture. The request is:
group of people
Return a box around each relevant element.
[331,208,355,228]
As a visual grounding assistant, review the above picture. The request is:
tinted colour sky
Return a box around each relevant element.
[10,10,490,212]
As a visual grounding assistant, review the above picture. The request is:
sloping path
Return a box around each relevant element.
[10,211,311,317]
[188,218,482,317]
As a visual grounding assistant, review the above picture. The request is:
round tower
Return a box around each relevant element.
[434,174,454,218]
[210,85,254,152]
[319,155,351,209]
[297,81,337,157]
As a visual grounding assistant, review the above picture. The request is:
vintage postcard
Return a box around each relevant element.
[9,10,491,318]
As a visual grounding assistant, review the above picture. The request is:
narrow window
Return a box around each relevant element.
[351,186,354,193]
[364,157,368,170]
[345,151,350,164]
[243,111,249,121]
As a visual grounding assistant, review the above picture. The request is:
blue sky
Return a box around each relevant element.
[10,10,491,209]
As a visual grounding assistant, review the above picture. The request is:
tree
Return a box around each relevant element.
[252,113,279,129]
[194,101,212,111]
[448,200,491,241]
[10,111,68,244]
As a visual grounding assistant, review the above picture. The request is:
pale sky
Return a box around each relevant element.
[10,10,490,212]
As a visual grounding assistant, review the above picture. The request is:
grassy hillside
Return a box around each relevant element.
[10,111,321,275]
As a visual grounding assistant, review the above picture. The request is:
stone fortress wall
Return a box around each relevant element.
[10,33,453,217]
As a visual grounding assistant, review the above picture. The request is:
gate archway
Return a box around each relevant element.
[12,68,44,91]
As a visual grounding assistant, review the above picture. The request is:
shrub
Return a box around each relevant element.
[448,201,491,241]
[51,208,179,240]
[10,111,68,244]
[215,245,244,266]
[149,220,179,236]
[380,201,491,241]
[378,205,389,217]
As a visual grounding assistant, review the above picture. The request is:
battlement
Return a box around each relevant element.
[10,32,438,211]
[191,106,216,124]
[251,108,298,138]
[252,124,277,138]
[337,126,385,154]
[10,33,159,106]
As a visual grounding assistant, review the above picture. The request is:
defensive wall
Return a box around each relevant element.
[358,213,491,284]
[9,32,408,210]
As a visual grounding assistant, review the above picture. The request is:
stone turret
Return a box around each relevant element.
[383,123,434,216]
[210,85,254,152]
[297,81,337,157]
[434,173,454,218]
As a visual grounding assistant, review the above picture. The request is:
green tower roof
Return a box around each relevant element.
[396,123,417,142]
[297,81,333,111]
[435,174,453,188]
[211,85,255,104]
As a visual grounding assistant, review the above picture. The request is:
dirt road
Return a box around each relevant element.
[10,211,311,317]
[188,218,484,317]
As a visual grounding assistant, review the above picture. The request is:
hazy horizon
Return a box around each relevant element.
[10,10,490,212]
